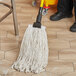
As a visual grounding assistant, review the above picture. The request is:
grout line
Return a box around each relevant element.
[72,62,75,72]
[0,37,1,50]
[65,21,69,30]
[56,32,59,39]
[6,31,8,38]
[4,51,6,59]
[60,72,71,76]
[58,51,59,60]
[69,41,71,49]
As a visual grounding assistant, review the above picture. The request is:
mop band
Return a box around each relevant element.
[28,24,46,29]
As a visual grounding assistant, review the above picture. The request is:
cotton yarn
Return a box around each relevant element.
[12,24,49,73]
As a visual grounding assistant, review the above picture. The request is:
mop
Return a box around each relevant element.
[12,0,49,73]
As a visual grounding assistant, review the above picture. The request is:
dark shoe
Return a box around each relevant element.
[50,12,73,21]
[70,22,76,32]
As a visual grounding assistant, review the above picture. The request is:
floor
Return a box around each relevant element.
[0,0,76,76]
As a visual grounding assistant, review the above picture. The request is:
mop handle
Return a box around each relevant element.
[33,0,44,28]
[36,0,44,23]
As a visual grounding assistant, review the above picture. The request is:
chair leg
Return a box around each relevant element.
[0,10,12,22]
[11,0,19,36]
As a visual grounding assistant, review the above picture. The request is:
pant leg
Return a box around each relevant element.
[57,0,73,13]
[74,0,76,21]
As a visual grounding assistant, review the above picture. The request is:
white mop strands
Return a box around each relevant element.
[12,24,49,73]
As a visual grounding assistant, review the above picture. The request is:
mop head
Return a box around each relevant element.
[12,24,49,73]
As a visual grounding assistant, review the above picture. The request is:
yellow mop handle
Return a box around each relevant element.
[33,0,44,28]
[40,0,44,7]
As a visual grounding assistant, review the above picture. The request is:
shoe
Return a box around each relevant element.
[70,22,76,32]
[50,12,73,21]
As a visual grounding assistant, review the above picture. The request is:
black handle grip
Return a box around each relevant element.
[33,7,43,28]
[36,7,43,23]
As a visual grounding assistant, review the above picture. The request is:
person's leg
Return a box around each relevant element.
[70,0,76,32]
[50,0,73,21]
[57,0,73,13]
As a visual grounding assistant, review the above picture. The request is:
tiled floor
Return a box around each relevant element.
[0,0,76,76]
